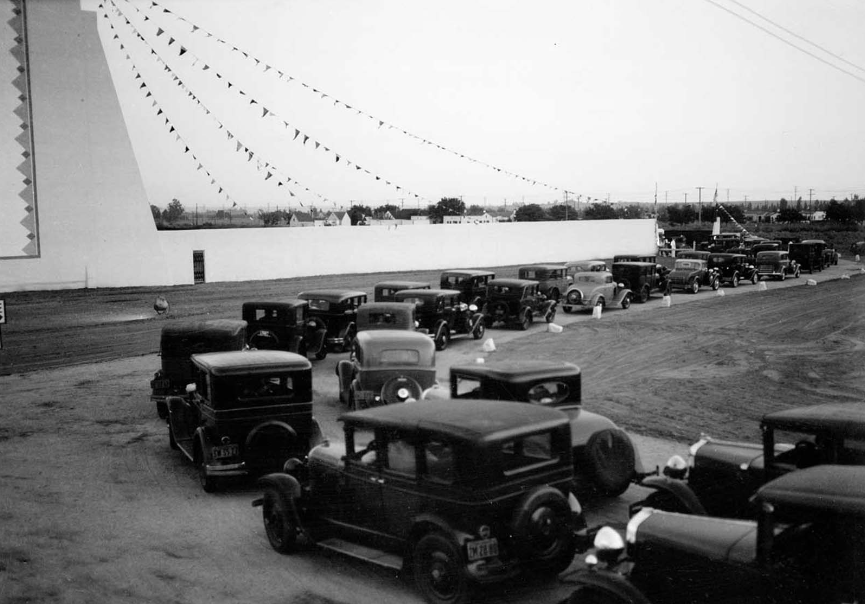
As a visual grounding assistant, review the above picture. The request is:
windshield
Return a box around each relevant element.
[211,372,310,407]
[379,349,421,365]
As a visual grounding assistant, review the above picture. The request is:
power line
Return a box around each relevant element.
[703,0,865,87]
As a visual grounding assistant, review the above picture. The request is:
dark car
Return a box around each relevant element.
[561,271,632,312]
[565,260,608,276]
[517,264,571,301]
[166,350,323,492]
[242,300,328,360]
[612,254,656,264]
[439,269,496,307]
[335,330,437,409]
[563,465,865,604]
[253,399,587,604]
[705,232,744,252]
[356,302,418,333]
[755,250,800,281]
[610,262,667,303]
[297,289,367,353]
[788,240,826,273]
[447,361,646,496]
[666,258,719,294]
[373,280,431,303]
[393,288,485,350]
[635,402,865,519]
[675,250,711,262]
[707,253,759,287]
[150,319,248,419]
[482,278,557,330]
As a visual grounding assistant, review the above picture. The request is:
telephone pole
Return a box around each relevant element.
[696,187,705,224]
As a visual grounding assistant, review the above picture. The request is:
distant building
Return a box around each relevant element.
[325,211,351,226]
[288,211,315,227]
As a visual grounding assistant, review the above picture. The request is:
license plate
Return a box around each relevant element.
[152,378,170,390]
[211,444,239,460]
[467,538,498,561]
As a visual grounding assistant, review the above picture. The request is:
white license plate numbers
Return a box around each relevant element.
[212,444,239,460]
[467,538,498,561]
[153,379,170,389]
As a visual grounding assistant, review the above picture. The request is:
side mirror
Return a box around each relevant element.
[185,383,197,394]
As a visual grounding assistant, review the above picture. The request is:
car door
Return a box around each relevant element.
[339,426,387,535]
[380,431,424,544]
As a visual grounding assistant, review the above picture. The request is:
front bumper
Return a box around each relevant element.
[203,460,248,478]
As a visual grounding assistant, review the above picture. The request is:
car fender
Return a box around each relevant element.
[336,359,354,393]
[564,569,653,604]
[409,513,474,549]
[639,475,707,515]
[611,289,631,306]
[257,471,303,500]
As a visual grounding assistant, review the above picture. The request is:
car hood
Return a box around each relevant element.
[695,439,765,472]
[633,509,757,565]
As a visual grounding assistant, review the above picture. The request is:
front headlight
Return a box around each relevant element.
[663,454,688,479]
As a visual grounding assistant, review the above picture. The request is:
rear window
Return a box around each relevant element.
[501,432,558,476]
[367,312,402,326]
[306,299,330,311]
[380,349,421,365]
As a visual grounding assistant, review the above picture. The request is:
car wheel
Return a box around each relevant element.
[249,330,280,350]
[511,487,576,576]
[472,319,485,340]
[584,429,636,498]
[156,400,168,420]
[545,306,557,323]
[689,280,700,294]
[262,488,300,554]
[314,345,327,360]
[751,271,758,285]
[638,286,649,303]
[731,272,739,288]
[595,298,605,309]
[435,325,450,351]
[196,449,218,493]
[780,271,786,281]
[518,309,532,331]
[168,421,178,450]
[620,296,631,310]
[794,268,801,278]
[413,533,469,604]
[562,306,573,314]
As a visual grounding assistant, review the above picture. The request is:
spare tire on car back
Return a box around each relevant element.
[584,429,636,497]
[380,376,423,404]
[510,486,576,576]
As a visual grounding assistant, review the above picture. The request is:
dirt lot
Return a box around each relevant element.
[0,261,863,604]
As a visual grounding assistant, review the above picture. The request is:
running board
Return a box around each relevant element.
[316,537,403,571]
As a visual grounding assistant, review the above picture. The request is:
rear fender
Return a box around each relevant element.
[564,570,653,604]
[257,472,303,500]
[611,289,631,306]
[245,421,298,449]
[639,475,707,515]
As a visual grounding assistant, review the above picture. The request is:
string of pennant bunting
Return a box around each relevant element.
[137,0,589,201]
[717,203,752,237]
[113,0,429,205]
[105,0,333,206]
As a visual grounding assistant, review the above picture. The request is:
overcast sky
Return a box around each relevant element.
[99,0,865,211]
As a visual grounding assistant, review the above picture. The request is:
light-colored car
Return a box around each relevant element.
[561,271,631,313]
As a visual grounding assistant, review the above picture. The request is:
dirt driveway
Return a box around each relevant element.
[0,261,863,604]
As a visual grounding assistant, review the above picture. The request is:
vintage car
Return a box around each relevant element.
[706,253,758,287]
[297,289,367,353]
[355,302,418,333]
[666,258,719,294]
[372,280,430,303]
[393,288,485,350]
[634,402,865,519]
[563,466,865,604]
[254,398,587,604]
[822,246,839,266]
[446,361,645,497]
[705,232,744,252]
[517,264,571,301]
[482,278,557,330]
[755,250,801,281]
[242,300,328,360]
[166,350,323,492]
[610,262,667,303]
[747,240,783,263]
[439,269,495,307]
[561,271,632,312]
[565,260,607,276]
[150,319,248,419]
[788,240,826,273]
[335,330,437,409]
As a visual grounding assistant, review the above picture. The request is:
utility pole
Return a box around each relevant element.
[654,182,658,217]
[808,189,814,208]
[696,187,705,224]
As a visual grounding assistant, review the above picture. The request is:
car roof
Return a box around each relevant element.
[191,350,312,374]
[441,269,495,277]
[298,289,367,301]
[161,319,247,337]
[355,329,435,348]
[612,261,657,267]
[450,360,581,383]
[488,278,537,287]
[756,250,786,256]
[358,302,413,313]
[242,299,307,310]
[519,264,567,270]
[756,466,865,515]
[374,280,430,289]
[572,271,611,279]
[763,403,865,438]
[394,288,461,299]
[340,398,570,443]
